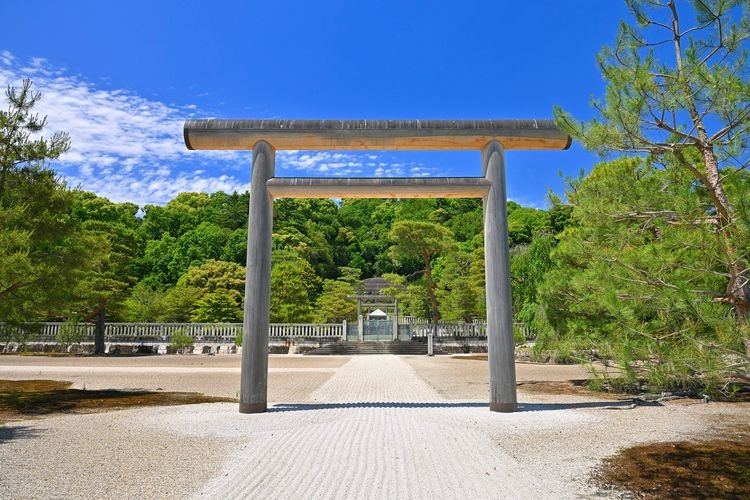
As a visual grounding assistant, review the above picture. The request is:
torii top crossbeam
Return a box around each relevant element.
[183,119,571,151]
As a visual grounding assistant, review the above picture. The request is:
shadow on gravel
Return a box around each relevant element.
[0,425,42,443]
[0,379,235,418]
[268,400,650,412]
[519,400,659,411]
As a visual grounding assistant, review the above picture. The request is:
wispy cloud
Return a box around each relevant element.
[0,52,438,205]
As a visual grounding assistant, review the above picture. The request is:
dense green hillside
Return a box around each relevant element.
[78,191,567,325]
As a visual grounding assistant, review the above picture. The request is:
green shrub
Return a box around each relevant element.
[56,317,84,350]
[7,322,42,351]
[169,329,194,354]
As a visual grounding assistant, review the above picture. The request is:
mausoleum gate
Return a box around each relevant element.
[183,119,570,413]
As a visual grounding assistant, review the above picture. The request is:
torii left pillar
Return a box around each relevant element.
[239,141,275,413]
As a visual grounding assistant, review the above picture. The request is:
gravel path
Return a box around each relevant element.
[0,409,232,499]
[1,354,747,499]
[156,356,576,499]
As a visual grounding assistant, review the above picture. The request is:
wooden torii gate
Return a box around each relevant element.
[184,119,570,413]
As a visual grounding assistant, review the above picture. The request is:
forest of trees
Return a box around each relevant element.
[5,183,570,326]
[2,0,748,395]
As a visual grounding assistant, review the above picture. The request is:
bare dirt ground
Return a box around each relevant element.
[403,355,590,400]
[0,354,747,499]
[0,354,345,400]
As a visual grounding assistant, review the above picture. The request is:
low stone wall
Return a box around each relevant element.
[1,337,344,356]
[433,337,488,354]
[2,337,494,356]
[1,342,238,355]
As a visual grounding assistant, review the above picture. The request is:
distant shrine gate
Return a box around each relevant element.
[184,120,571,413]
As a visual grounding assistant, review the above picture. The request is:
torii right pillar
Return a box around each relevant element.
[483,140,517,412]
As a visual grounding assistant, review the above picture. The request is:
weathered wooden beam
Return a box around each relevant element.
[239,141,274,414]
[184,119,571,151]
[266,177,491,199]
[483,140,517,413]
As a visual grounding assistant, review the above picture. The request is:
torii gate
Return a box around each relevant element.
[183,119,570,413]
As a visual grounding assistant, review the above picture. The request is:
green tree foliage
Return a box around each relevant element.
[274,198,338,278]
[158,286,202,322]
[510,234,554,325]
[171,222,229,277]
[169,329,194,354]
[389,221,457,322]
[337,199,404,277]
[221,227,248,264]
[539,158,749,392]
[434,250,484,322]
[0,79,70,195]
[554,0,750,340]
[125,259,246,323]
[507,203,551,246]
[177,259,245,296]
[180,259,245,322]
[191,290,243,322]
[314,280,357,323]
[122,282,167,322]
[1,81,569,332]
[136,233,179,286]
[70,192,142,352]
[270,251,321,322]
[55,316,84,350]
[0,79,92,324]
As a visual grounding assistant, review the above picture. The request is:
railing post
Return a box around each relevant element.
[392,299,398,340]
[358,315,364,342]
[341,320,347,340]
[427,324,434,356]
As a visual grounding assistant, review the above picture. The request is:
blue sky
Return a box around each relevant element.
[0,0,631,207]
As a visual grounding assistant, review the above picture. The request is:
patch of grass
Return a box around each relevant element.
[451,354,488,361]
[517,380,623,399]
[0,380,73,392]
[0,352,82,357]
[597,434,750,498]
[0,379,236,422]
[585,374,750,402]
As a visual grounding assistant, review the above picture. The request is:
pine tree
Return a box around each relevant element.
[555,0,750,354]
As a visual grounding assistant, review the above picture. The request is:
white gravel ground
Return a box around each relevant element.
[1,354,747,499]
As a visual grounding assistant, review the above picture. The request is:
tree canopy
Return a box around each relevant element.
[554,0,750,327]
[548,0,750,393]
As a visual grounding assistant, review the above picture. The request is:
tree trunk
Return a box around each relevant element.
[423,254,440,323]
[669,1,750,327]
[698,147,750,326]
[94,307,106,355]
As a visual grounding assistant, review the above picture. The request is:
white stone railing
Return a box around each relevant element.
[412,322,487,337]
[411,321,533,339]
[269,323,344,338]
[1,319,534,344]
[0,322,346,343]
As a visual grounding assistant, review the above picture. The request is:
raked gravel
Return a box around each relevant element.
[1,354,747,499]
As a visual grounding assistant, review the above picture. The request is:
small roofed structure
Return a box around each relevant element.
[367,308,388,320]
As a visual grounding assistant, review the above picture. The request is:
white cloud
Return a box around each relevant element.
[63,163,250,206]
[0,52,440,205]
[276,150,436,178]
[0,53,250,205]
[0,51,14,65]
